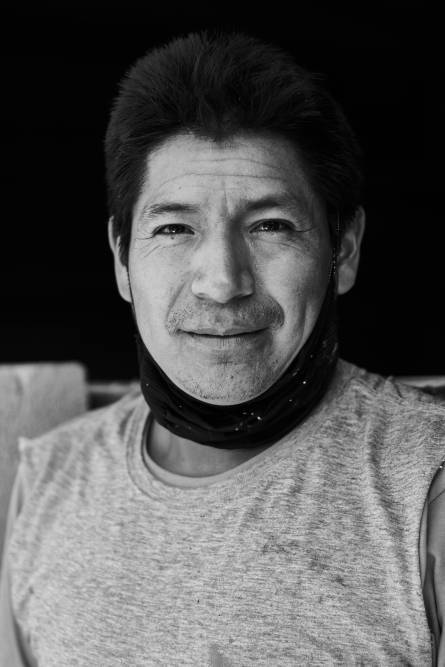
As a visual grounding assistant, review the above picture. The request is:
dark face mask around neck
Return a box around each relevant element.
[133,248,339,450]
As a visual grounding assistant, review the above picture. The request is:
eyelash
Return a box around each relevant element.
[152,224,193,236]
[151,219,294,237]
[254,219,293,233]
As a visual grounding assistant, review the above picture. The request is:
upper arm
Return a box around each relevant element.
[0,467,39,667]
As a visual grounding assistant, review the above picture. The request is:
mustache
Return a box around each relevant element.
[166,296,284,334]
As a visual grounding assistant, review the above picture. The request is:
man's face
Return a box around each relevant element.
[115,132,333,405]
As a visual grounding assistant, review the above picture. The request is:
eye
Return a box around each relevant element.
[153,224,194,237]
[252,219,293,233]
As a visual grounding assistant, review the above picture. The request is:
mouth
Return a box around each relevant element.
[180,328,268,351]
[184,327,267,338]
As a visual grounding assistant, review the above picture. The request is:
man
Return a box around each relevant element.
[1,31,445,666]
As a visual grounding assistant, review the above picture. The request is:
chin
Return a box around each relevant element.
[174,373,276,405]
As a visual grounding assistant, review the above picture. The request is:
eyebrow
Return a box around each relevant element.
[138,193,310,223]
[140,201,198,219]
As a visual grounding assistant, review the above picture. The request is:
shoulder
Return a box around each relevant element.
[17,388,147,496]
[339,358,445,411]
[336,359,445,434]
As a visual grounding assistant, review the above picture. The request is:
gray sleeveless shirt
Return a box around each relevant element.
[5,360,445,665]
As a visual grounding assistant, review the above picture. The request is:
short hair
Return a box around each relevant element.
[105,31,363,266]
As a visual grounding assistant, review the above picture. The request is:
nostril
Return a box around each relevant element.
[191,266,254,302]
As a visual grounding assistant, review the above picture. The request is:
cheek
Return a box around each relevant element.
[264,250,329,318]
[129,254,182,336]
[270,260,330,366]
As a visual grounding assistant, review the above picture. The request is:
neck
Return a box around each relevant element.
[147,417,270,476]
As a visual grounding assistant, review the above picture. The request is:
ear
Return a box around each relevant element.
[108,217,131,303]
[336,206,366,296]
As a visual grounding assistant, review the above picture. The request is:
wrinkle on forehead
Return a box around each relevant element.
[142,171,288,194]
[134,132,319,221]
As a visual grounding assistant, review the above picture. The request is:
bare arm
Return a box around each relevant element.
[0,469,38,667]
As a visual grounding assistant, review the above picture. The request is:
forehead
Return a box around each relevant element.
[134,132,321,217]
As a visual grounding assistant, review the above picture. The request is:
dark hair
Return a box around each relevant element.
[105,31,363,266]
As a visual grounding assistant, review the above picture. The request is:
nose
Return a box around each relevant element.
[190,231,254,303]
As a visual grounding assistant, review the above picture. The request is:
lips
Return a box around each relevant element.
[184,327,266,337]
[180,328,269,355]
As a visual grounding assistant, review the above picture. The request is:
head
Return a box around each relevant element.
[105,31,365,405]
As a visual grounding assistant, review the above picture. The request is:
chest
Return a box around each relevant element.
[16,467,432,666]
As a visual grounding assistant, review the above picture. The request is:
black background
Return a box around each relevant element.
[2,3,444,381]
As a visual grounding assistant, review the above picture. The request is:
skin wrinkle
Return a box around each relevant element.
[136,171,291,210]
[137,181,313,225]
[135,137,316,220]
[138,194,313,230]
